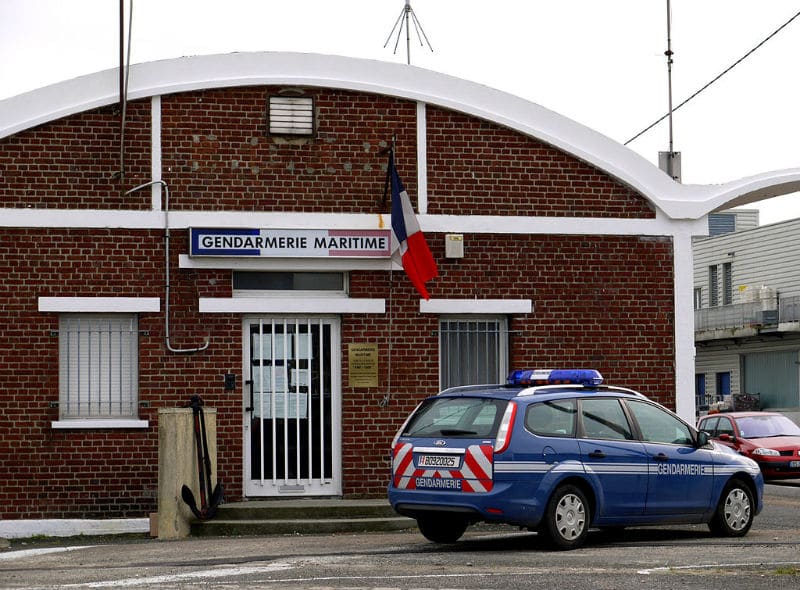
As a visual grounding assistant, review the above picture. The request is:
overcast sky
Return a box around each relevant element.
[2,0,800,224]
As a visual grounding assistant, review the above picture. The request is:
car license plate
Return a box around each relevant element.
[417,454,460,468]
[790,461,800,469]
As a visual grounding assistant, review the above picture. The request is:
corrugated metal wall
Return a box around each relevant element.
[742,349,799,409]
[694,217,800,308]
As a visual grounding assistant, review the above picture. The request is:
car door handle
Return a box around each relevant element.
[588,450,606,459]
[653,453,669,462]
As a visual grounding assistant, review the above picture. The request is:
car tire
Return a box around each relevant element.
[416,514,468,543]
[540,484,590,550]
[708,479,754,537]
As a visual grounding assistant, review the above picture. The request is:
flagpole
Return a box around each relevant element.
[380,138,396,408]
[380,267,393,407]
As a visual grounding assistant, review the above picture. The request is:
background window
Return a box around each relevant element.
[715,371,731,402]
[708,265,719,307]
[695,373,707,408]
[59,314,139,419]
[439,317,507,389]
[722,262,733,305]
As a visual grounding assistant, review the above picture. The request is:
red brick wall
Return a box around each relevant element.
[342,234,674,497]
[426,106,654,218]
[0,85,673,517]
[0,102,152,209]
[160,88,417,212]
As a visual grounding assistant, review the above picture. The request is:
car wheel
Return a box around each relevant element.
[541,484,590,550]
[416,514,468,543]
[708,479,754,537]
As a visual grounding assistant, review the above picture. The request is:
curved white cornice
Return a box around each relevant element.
[2,51,799,220]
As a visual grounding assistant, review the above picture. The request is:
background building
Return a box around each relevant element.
[694,211,800,422]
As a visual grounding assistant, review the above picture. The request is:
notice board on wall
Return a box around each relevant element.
[348,343,379,388]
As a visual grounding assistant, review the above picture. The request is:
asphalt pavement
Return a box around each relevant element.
[2,482,799,590]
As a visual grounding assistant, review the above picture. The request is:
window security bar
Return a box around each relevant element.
[59,315,139,419]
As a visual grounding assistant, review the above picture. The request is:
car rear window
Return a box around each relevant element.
[402,397,508,438]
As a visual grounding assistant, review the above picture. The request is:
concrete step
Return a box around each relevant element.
[190,498,417,537]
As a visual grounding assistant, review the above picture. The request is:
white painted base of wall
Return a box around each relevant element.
[0,518,149,539]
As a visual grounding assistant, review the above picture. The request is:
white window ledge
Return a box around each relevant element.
[39,297,160,313]
[52,419,149,430]
[420,299,533,314]
[199,297,385,314]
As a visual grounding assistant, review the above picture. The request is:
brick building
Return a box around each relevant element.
[1,52,798,523]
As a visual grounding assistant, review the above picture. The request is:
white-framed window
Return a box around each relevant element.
[58,314,139,420]
[232,271,348,298]
[439,316,508,389]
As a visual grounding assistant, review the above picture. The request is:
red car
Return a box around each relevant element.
[697,412,800,480]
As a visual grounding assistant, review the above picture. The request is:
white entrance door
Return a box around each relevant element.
[243,317,341,496]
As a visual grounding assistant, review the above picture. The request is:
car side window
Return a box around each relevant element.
[579,398,634,440]
[525,400,577,437]
[628,400,693,446]
[716,416,735,437]
[700,416,719,436]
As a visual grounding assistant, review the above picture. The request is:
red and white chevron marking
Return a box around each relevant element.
[392,443,494,492]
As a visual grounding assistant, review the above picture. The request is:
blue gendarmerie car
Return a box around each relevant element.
[388,369,764,550]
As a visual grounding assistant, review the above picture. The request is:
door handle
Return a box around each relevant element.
[245,379,254,414]
[588,450,606,459]
[653,453,669,462]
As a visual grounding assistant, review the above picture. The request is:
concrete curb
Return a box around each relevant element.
[0,519,149,539]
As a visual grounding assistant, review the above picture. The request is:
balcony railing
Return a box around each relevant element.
[694,294,800,332]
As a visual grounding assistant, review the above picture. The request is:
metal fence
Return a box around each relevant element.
[695,295,800,332]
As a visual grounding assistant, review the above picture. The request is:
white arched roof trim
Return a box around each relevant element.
[3,51,800,220]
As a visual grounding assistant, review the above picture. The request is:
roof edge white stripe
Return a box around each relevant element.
[3,52,800,219]
[0,209,709,236]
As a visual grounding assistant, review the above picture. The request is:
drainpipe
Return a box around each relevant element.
[125,180,210,353]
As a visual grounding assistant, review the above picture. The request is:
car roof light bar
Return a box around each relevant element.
[507,369,603,387]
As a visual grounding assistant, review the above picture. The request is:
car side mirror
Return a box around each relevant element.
[696,430,710,447]
[718,433,736,443]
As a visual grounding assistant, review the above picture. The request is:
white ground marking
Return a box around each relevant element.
[638,561,800,574]
[0,546,94,560]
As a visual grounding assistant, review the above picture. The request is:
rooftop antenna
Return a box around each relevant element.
[658,0,681,181]
[384,0,433,65]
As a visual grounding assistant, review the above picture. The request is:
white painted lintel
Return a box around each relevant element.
[199,297,385,314]
[420,299,532,314]
[38,297,161,313]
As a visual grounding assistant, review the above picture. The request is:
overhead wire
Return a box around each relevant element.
[625,9,800,146]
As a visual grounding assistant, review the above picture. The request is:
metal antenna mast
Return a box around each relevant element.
[384,0,433,65]
[659,0,681,181]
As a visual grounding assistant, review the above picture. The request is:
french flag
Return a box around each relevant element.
[389,152,438,300]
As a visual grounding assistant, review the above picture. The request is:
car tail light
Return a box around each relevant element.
[494,401,517,454]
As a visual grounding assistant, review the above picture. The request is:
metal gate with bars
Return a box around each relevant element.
[243,317,341,496]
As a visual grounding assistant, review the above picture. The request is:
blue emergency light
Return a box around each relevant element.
[507,369,604,387]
